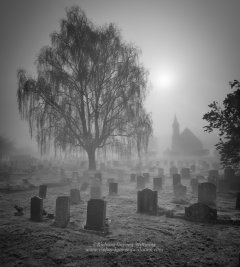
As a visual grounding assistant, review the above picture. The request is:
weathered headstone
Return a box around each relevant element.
[198,182,216,206]
[173,174,181,188]
[174,183,187,201]
[137,188,158,215]
[236,192,240,210]
[190,178,198,195]
[143,173,150,183]
[158,168,164,177]
[55,196,70,228]
[153,177,162,191]
[39,184,47,199]
[185,203,217,222]
[109,182,118,195]
[130,173,136,182]
[181,168,190,179]
[136,176,145,189]
[30,196,43,222]
[84,199,108,233]
[70,189,81,204]
[170,166,178,177]
[90,186,102,199]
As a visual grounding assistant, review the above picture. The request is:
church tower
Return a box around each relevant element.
[172,115,180,152]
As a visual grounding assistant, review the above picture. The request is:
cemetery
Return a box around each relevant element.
[1,2,240,266]
[0,159,240,266]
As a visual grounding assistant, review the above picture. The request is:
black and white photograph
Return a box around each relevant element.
[0,0,240,266]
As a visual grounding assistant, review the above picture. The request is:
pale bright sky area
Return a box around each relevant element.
[0,0,239,153]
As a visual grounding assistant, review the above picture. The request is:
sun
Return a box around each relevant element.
[151,70,175,90]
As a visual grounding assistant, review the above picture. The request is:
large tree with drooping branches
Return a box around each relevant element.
[17,6,152,170]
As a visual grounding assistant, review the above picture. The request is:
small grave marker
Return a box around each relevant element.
[55,196,70,228]
[137,188,158,215]
[30,196,43,222]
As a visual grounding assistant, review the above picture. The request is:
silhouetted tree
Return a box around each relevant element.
[17,6,152,170]
[203,80,240,167]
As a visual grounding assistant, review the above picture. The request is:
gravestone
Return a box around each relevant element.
[190,178,198,194]
[109,182,118,195]
[136,176,145,189]
[181,168,190,179]
[174,183,187,201]
[55,196,70,228]
[39,184,47,199]
[173,174,181,188]
[80,181,89,191]
[70,189,81,204]
[236,192,240,210]
[198,182,216,206]
[158,168,164,177]
[143,173,150,183]
[84,199,108,233]
[130,173,136,182]
[153,177,162,191]
[30,196,43,222]
[170,166,178,177]
[90,186,102,199]
[137,188,158,215]
[185,203,217,222]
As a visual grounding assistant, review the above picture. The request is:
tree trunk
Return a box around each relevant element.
[87,147,96,170]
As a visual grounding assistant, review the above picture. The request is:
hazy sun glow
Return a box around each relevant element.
[151,70,176,90]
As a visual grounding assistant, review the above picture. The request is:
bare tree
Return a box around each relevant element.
[17,6,152,170]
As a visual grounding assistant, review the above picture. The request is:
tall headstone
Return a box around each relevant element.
[153,177,162,191]
[173,174,181,188]
[70,189,81,204]
[136,176,145,189]
[198,182,216,206]
[181,168,190,179]
[170,166,178,177]
[158,168,164,177]
[39,184,47,199]
[84,199,108,233]
[137,188,158,215]
[236,192,240,210]
[30,196,43,222]
[190,178,199,195]
[109,182,118,195]
[55,196,70,228]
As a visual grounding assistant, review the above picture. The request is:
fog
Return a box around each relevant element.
[0,0,239,155]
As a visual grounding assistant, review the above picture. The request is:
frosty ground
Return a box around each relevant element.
[0,169,239,267]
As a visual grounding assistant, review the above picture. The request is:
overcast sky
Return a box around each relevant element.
[0,0,239,152]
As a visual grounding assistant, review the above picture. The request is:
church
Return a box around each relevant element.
[165,115,209,157]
